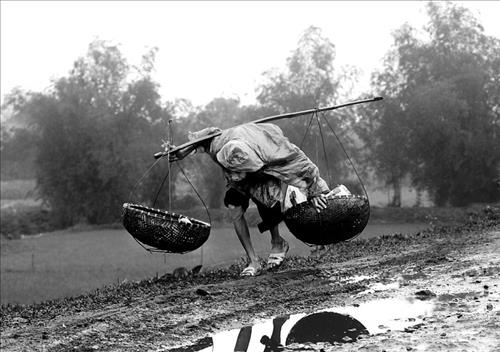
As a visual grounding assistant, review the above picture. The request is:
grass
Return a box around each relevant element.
[0,221,431,305]
[0,226,262,305]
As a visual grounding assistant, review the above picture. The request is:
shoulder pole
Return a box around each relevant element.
[154,96,383,159]
[252,96,383,124]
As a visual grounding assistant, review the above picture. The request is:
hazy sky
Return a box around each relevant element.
[1,1,499,107]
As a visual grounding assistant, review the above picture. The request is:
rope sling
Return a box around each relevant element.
[122,97,382,252]
[122,122,211,254]
[283,110,370,246]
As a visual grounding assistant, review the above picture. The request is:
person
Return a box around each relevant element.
[168,123,345,276]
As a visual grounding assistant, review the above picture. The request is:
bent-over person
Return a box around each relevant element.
[169,123,347,276]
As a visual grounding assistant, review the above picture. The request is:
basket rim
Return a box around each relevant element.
[285,194,369,212]
[327,194,368,200]
[122,202,210,228]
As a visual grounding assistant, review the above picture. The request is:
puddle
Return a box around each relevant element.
[168,297,435,351]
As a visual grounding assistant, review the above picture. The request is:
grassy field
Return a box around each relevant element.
[0,178,434,305]
[0,222,430,305]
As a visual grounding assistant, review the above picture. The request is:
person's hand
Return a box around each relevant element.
[161,140,177,152]
[310,194,328,213]
[227,171,247,182]
[160,140,180,162]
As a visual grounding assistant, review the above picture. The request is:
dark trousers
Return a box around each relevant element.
[224,188,283,233]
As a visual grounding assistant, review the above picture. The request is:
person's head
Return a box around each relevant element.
[216,140,263,173]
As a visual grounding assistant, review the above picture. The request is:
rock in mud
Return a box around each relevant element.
[414,289,436,300]
[195,288,210,296]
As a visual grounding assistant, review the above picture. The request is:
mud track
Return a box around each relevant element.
[1,208,499,351]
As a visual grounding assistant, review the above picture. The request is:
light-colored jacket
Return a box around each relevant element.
[208,123,329,207]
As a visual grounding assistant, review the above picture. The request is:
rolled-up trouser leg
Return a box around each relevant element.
[256,201,283,233]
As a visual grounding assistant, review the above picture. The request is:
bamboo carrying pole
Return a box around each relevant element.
[154,96,383,160]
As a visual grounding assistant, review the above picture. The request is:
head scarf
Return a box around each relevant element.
[216,140,263,172]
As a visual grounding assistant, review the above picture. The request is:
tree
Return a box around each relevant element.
[355,97,412,207]
[360,2,500,206]
[1,89,38,180]
[0,126,37,180]
[7,40,172,226]
[257,26,340,114]
[257,26,359,187]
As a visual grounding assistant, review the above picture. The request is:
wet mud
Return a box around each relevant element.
[1,209,499,352]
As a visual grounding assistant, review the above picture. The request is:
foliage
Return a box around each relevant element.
[257,26,339,114]
[0,179,37,199]
[3,40,172,226]
[357,2,500,206]
[355,98,413,206]
[1,89,38,180]
[0,126,37,180]
[0,205,56,238]
[256,26,360,188]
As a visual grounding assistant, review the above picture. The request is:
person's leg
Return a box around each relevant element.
[261,315,289,351]
[230,205,261,272]
[255,202,289,269]
[224,189,260,275]
[256,202,287,254]
[271,315,289,344]
[269,224,287,255]
[267,223,289,270]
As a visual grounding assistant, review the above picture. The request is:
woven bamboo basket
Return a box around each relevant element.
[284,195,370,246]
[122,203,210,253]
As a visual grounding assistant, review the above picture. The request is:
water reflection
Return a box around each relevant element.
[285,312,368,345]
[169,297,435,352]
[233,313,366,352]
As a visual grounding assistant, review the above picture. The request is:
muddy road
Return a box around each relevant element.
[1,207,499,351]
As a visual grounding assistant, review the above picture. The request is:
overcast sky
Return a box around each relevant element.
[2,1,499,107]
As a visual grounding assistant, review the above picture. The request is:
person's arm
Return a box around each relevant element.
[262,146,330,212]
[295,161,329,212]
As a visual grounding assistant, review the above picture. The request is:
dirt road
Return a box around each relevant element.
[1,207,499,351]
